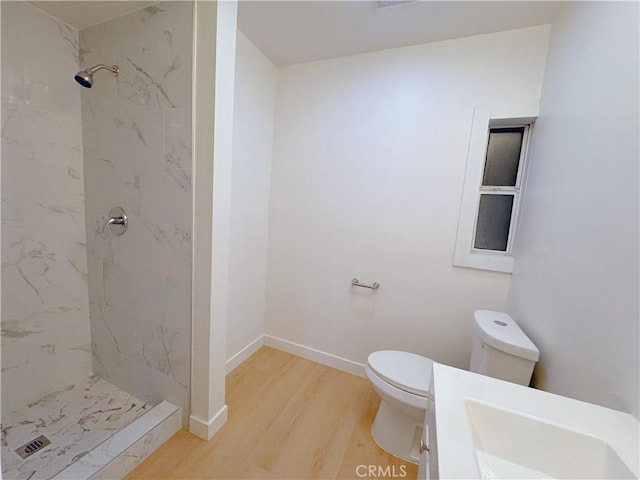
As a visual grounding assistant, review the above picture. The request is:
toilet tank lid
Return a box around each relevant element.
[474,310,540,362]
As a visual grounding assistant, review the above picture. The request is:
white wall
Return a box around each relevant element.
[265,26,550,369]
[190,0,239,440]
[226,31,277,364]
[507,2,639,417]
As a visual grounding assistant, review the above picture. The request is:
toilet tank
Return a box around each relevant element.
[469,310,540,386]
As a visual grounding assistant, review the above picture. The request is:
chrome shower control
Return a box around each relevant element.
[103,206,128,236]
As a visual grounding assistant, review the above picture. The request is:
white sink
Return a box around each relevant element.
[429,363,639,480]
[465,398,636,479]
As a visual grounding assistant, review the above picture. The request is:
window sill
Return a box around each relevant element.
[453,250,513,273]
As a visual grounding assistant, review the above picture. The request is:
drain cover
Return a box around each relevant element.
[15,435,51,459]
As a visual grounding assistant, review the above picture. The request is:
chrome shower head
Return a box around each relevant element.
[74,64,119,88]
[74,70,93,88]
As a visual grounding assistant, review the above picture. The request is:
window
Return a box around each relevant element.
[473,125,529,253]
[454,101,538,273]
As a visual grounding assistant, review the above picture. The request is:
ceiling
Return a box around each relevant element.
[28,1,563,66]
[28,1,154,29]
[238,1,564,66]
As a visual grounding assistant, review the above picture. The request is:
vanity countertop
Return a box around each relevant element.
[431,363,639,479]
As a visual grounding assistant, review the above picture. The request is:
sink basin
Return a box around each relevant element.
[429,363,639,480]
[465,398,636,479]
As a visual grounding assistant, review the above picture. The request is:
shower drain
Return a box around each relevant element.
[15,435,51,460]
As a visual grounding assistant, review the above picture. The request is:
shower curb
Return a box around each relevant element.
[52,401,181,480]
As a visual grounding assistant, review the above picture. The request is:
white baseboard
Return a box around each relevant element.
[264,334,366,378]
[188,404,228,440]
[226,335,265,373]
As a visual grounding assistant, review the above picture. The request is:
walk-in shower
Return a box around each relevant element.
[1,2,192,478]
[74,64,119,88]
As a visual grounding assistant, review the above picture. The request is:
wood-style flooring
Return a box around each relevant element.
[126,347,417,479]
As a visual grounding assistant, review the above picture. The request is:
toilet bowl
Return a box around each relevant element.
[366,310,540,464]
[365,351,432,463]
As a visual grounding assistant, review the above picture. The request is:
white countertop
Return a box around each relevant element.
[431,363,639,479]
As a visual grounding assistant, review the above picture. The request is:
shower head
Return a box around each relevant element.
[74,71,93,88]
[74,64,119,88]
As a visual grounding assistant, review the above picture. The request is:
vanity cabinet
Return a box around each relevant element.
[417,369,438,480]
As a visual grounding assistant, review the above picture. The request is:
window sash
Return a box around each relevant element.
[470,124,530,256]
[482,126,526,188]
[485,124,530,190]
[471,190,519,254]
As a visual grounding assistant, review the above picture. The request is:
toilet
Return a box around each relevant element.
[365,310,540,463]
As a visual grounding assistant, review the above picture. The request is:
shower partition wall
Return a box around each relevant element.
[81,0,193,427]
[1,2,194,478]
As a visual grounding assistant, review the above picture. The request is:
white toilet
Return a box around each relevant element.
[365,310,540,463]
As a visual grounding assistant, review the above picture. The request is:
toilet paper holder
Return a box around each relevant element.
[352,278,380,290]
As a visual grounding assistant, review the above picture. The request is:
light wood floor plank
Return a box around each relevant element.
[126,347,418,480]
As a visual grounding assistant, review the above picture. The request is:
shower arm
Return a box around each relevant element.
[87,64,119,76]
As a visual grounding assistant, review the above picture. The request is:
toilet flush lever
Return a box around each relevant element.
[419,439,429,454]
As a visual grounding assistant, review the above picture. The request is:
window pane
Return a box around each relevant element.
[474,194,514,251]
[482,127,524,187]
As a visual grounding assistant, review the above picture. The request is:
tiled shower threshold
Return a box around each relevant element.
[1,376,180,480]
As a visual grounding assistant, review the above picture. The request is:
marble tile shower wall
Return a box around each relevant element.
[80,2,193,424]
[1,2,92,415]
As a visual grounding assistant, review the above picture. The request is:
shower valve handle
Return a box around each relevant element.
[101,207,128,236]
[106,217,125,226]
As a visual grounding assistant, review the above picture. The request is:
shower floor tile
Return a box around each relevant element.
[1,376,150,480]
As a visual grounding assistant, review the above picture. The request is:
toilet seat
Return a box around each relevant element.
[367,350,432,397]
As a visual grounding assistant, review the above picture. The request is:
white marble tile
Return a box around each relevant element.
[1,376,150,480]
[54,402,181,480]
[80,2,193,425]
[2,4,193,455]
[1,1,92,415]
[91,339,189,426]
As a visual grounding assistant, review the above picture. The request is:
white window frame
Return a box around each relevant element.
[453,100,539,273]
